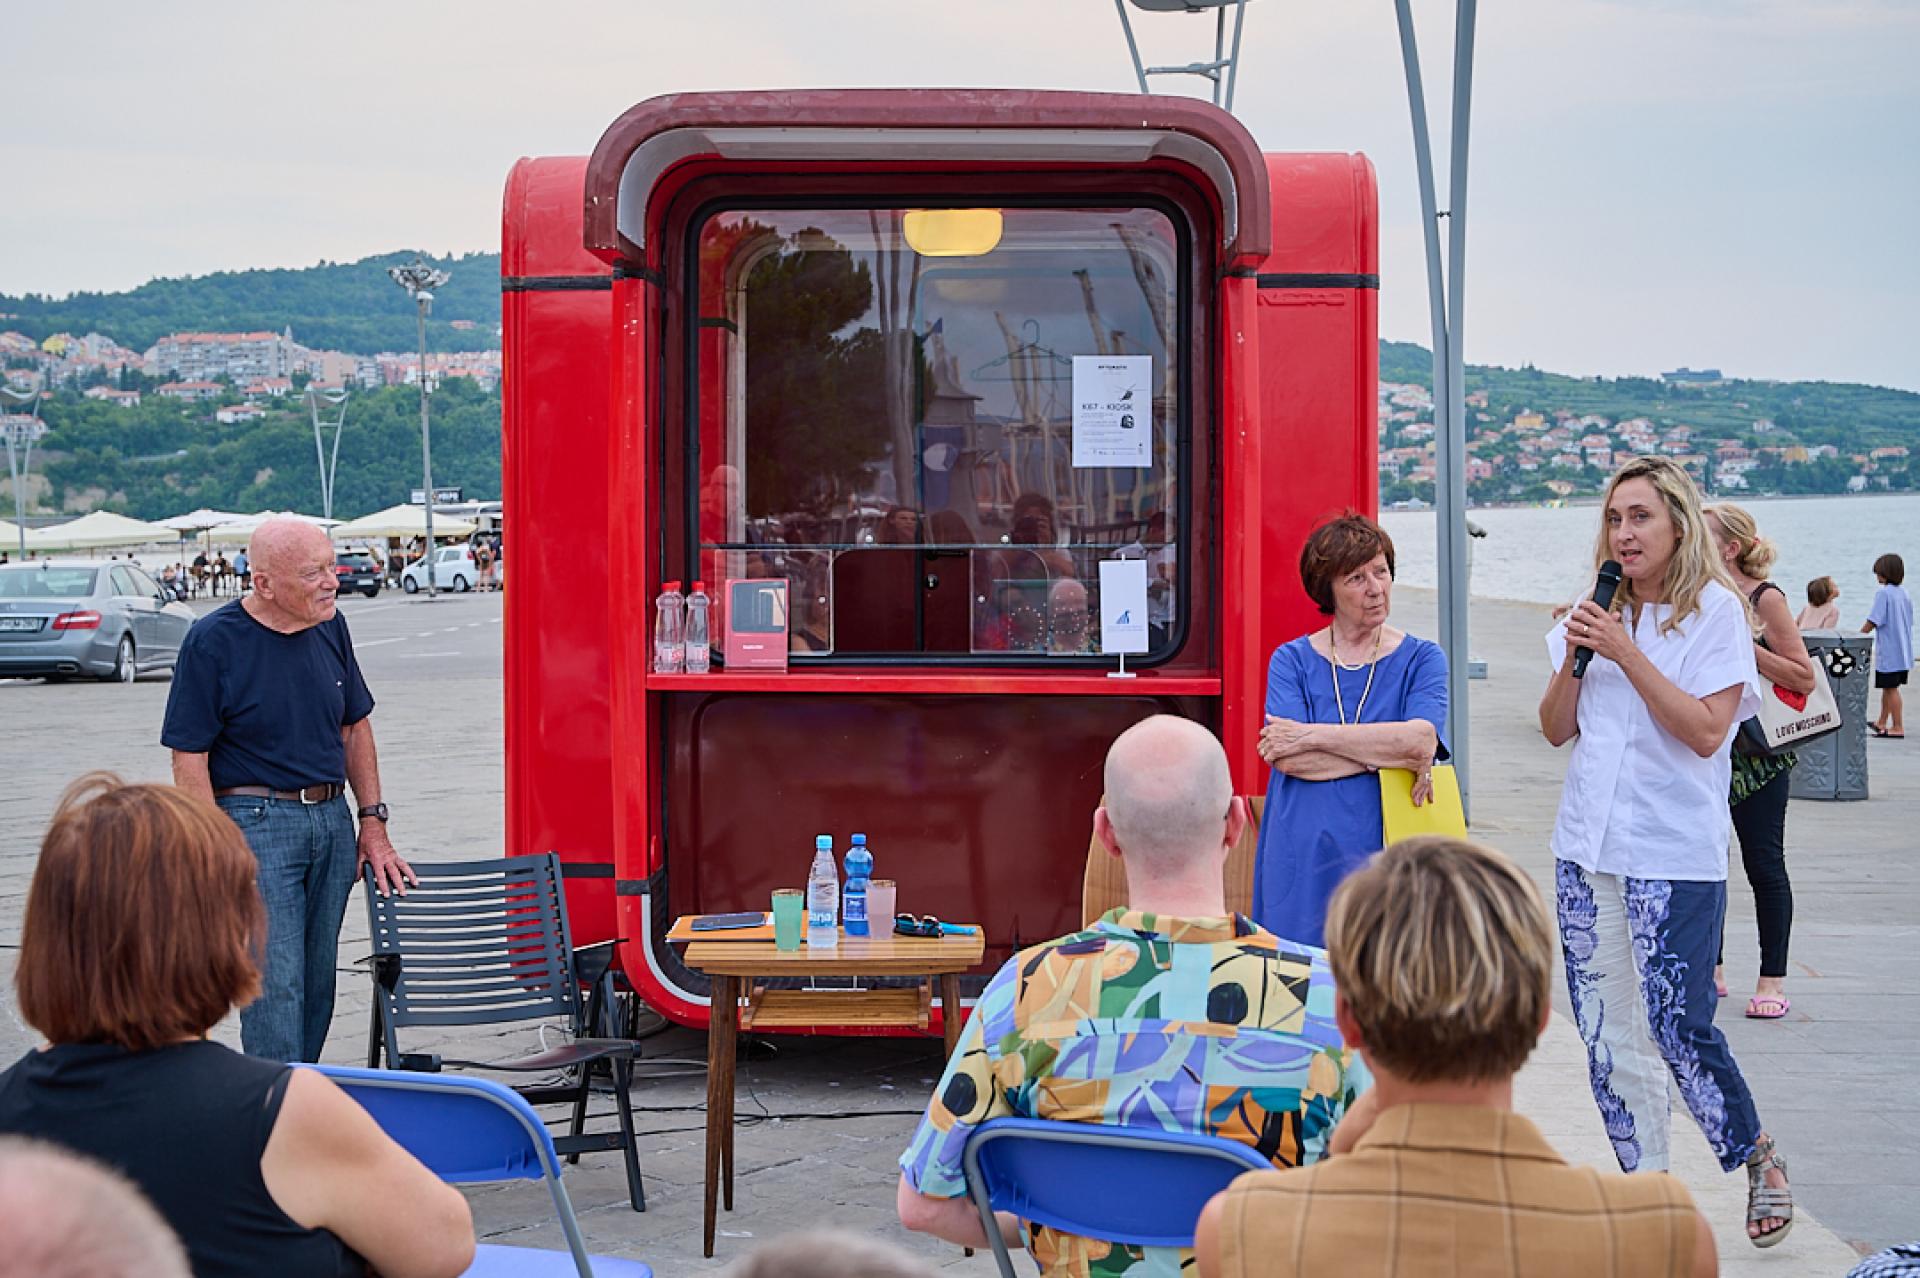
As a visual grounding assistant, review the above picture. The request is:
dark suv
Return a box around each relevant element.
[334,550,382,598]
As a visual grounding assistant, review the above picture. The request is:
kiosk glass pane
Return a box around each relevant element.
[693,205,1185,660]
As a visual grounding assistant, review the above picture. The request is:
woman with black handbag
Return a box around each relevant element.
[1707,503,1816,1020]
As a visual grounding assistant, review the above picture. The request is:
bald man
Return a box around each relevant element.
[0,1138,190,1278]
[162,518,415,1062]
[896,716,1367,1278]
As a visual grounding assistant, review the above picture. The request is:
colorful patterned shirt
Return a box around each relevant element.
[898,908,1364,1278]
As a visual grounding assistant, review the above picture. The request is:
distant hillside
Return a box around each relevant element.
[5,252,1914,451]
[0,252,503,355]
[1381,339,1920,451]
[33,381,501,521]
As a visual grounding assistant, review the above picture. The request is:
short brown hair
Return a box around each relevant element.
[1298,513,1395,615]
[1874,553,1905,587]
[1807,575,1837,607]
[1324,836,1552,1084]
[16,774,262,1050]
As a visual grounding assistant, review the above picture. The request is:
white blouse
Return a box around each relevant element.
[1545,581,1762,882]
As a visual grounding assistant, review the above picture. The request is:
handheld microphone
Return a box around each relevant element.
[1572,560,1623,679]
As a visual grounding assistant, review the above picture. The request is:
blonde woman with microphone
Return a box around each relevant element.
[1539,456,1793,1249]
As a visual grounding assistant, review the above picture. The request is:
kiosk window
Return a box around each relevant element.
[692,205,1185,659]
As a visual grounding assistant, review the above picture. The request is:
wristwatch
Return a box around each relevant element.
[357,803,391,824]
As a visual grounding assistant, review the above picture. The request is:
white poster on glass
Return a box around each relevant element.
[1072,355,1152,468]
[1099,557,1150,656]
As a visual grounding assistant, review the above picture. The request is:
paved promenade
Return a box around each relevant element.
[1,585,1911,1273]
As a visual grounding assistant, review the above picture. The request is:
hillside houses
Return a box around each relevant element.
[1377,375,1911,504]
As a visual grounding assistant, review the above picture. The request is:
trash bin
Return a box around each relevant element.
[1789,630,1873,801]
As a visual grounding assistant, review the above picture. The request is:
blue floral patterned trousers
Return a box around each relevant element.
[1556,861,1763,1173]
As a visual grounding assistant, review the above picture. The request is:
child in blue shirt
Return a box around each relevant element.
[1865,552,1913,738]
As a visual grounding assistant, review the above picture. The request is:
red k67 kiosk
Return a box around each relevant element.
[502,89,1379,1034]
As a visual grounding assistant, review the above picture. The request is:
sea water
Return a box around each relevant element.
[1383,493,1920,624]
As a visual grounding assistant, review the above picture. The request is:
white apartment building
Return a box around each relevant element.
[144,328,308,382]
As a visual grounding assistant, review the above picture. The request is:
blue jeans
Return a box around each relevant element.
[220,795,357,1063]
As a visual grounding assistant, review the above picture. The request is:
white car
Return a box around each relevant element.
[401,545,480,593]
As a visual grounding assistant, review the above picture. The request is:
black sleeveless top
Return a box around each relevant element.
[0,1040,363,1278]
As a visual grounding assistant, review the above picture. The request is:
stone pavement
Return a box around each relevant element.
[2,585,1912,1274]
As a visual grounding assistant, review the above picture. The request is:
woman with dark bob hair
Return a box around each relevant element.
[1253,514,1450,947]
[0,774,474,1278]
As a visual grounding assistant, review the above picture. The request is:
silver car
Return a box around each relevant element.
[0,560,195,682]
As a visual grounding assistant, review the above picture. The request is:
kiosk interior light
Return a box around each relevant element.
[902,209,1003,257]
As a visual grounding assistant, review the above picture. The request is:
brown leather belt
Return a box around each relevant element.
[214,783,345,805]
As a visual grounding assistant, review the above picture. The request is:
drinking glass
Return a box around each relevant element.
[867,880,897,933]
[772,889,804,950]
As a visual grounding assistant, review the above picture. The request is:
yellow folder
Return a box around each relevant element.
[1379,765,1468,843]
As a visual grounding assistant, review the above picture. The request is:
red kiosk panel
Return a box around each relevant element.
[501,92,1378,1031]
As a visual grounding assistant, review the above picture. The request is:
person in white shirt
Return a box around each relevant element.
[1538,455,1793,1250]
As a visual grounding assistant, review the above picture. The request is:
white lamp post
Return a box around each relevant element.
[387,259,451,596]
[0,384,44,559]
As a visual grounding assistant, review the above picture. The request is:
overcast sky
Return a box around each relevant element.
[3,1,1915,389]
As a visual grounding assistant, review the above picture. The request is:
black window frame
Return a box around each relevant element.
[679,191,1196,668]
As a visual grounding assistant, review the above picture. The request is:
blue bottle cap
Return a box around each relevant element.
[851,833,867,844]
[815,835,832,849]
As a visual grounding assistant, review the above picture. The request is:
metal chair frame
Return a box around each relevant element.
[305,1064,652,1278]
[362,852,645,1211]
[961,1116,1272,1278]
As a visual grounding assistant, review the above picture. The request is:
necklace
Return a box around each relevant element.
[1328,625,1383,725]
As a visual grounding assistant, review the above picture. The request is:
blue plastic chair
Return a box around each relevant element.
[960,1117,1273,1278]
[305,1064,652,1278]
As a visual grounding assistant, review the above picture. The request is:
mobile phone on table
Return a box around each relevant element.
[691,912,768,931]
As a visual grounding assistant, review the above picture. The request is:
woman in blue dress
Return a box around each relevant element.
[1253,514,1450,948]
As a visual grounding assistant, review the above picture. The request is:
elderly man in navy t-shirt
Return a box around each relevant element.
[162,518,416,1062]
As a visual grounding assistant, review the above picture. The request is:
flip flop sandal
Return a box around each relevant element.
[1746,1136,1793,1248]
[1746,996,1791,1019]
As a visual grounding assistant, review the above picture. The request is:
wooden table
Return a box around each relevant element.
[669,920,986,1257]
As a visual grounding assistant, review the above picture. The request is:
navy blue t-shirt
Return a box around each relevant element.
[161,601,375,791]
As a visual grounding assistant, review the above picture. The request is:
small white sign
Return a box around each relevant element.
[1099,558,1150,655]
[1072,355,1152,468]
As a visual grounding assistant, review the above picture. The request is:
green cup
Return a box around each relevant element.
[772,889,804,950]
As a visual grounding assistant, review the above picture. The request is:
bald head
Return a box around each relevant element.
[248,517,332,575]
[1102,715,1233,872]
[0,1137,190,1278]
[246,518,339,631]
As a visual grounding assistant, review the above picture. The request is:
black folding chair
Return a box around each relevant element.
[362,853,646,1211]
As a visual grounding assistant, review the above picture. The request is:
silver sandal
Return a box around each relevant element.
[1746,1135,1793,1248]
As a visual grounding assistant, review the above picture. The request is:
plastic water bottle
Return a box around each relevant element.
[806,835,839,948]
[843,834,873,936]
[652,580,685,673]
[684,581,711,673]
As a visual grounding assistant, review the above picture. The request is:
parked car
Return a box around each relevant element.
[401,544,479,593]
[335,549,383,597]
[0,560,195,682]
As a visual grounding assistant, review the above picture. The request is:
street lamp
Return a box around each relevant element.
[387,258,451,596]
[0,383,45,559]
[306,385,350,521]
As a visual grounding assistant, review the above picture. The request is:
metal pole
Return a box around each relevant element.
[1223,0,1250,111]
[1393,0,1475,808]
[417,300,437,596]
[326,395,347,520]
[1443,0,1478,801]
[2,388,41,558]
[309,389,333,520]
[1212,7,1227,106]
[6,433,24,558]
[1114,0,1151,94]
